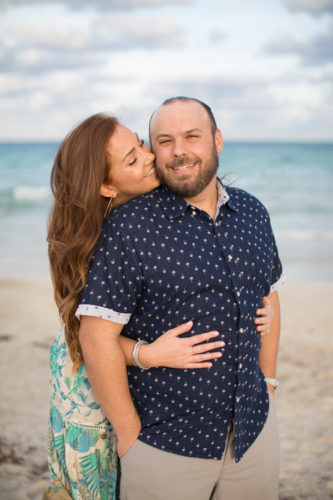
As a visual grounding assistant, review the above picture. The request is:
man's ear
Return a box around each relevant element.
[100,183,118,199]
[215,129,223,154]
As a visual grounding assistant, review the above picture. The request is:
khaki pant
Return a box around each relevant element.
[120,395,279,500]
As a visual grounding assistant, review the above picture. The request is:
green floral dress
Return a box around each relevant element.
[45,327,119,499]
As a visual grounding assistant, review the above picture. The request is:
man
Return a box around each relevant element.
[78,97,283,499]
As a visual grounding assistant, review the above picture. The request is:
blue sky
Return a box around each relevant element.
[0,0,332,141]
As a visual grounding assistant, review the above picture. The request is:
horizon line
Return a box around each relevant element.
[1,139,333,145]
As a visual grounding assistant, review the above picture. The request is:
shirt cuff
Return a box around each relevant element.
[270,273,286,293]
[76,304,131,324]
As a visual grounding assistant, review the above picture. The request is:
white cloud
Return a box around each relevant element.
[209,28,228,44]
[0,0,331,141]
[9,23,91,50]
[282,0,333,16]
[0,0,191,10]
[264,25,333,66]
[100,13,183,49]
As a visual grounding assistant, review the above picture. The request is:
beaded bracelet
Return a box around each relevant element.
[132,339,151,370]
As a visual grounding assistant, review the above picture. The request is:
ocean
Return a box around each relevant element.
[1,141,332,281]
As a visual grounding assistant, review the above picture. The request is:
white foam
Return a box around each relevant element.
[13,186,51,201]
[276,230,333,242]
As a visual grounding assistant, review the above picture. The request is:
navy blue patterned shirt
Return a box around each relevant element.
[77,181,283,462]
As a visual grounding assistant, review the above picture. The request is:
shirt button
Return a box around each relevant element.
[239,363,243,369]
[236,291,240,297]
[228,255,232,261]
[236,397,241,403]
[239,328,244,333]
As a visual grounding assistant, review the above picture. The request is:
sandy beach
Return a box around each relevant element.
[0,279,332,500]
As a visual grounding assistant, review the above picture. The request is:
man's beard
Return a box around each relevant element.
[155,146,219,198]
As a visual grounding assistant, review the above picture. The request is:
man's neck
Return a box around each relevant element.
[184,176,218,219]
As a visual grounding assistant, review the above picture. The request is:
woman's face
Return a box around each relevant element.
[104,124,159,207]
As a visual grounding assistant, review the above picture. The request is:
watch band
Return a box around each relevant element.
[265,376,279,389]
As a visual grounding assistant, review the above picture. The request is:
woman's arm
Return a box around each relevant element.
[119,297,275,369]
[118,321,224,369]
[79,316,141,459]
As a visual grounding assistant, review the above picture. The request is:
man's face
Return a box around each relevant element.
[150,100,223,198]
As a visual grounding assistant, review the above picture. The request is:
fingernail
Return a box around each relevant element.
[216,352,222,357]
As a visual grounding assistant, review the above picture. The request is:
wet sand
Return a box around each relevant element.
[0,279,332,499]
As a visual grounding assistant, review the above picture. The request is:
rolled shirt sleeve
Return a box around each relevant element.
[76,214,142,324]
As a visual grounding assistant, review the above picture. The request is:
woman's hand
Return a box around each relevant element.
[255,296,274,336]
[139,321,225,369]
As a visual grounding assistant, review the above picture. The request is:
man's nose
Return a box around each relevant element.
[172,139,187,157]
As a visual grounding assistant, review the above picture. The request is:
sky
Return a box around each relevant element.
[0,0,333,141]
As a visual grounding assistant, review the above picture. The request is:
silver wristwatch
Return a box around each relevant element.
[265,376,279,389]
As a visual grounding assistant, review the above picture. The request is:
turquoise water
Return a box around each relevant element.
[0,141,332,280]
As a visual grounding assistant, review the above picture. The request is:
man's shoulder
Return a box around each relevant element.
[105,187,162,228]
[225,185,269,215]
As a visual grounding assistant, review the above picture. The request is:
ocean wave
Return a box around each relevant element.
[276,230,333,242]
[13,186,51,201]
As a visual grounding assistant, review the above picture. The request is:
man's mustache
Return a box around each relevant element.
[164,157,198,169]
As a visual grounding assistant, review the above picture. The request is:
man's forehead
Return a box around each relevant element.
[151,100,210,133]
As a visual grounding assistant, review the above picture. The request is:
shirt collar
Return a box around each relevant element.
[156,179,238,220]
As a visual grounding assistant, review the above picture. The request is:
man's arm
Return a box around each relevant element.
[258,290,281,397]
[79,315,141,458]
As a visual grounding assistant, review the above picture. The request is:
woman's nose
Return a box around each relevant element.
[144,145,155,162]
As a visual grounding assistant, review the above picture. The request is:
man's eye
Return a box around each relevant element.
[187,135,199,139]
[159,139,171,145]
[129,158,137,166]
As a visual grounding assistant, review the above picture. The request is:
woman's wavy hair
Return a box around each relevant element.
[47,113,119,370]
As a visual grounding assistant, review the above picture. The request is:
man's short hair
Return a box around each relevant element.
[149,96,218,137]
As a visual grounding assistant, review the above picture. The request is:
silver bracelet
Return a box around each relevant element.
[132,339,150,370]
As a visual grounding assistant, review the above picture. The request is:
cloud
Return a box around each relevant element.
[282,0,333,16]
[0,44,106,73]
[209,28,228,44]
[1,13,183,73]
[264,25,333,66]
[101,14,182,49]
[0,0,191,10]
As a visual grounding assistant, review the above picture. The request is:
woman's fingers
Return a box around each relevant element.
[169,321,194,336]
[190,330,220,345]
[255,315,268,324]
[192,351,222,362]
[186,362,213,369]
[262,296,270,306]
[192,340,224,354]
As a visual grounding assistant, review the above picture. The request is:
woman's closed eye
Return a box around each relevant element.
[128,139,145,165]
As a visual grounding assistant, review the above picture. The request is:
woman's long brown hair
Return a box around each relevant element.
[47,113,118,370]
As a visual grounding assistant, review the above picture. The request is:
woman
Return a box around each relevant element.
[44,114,274,499]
